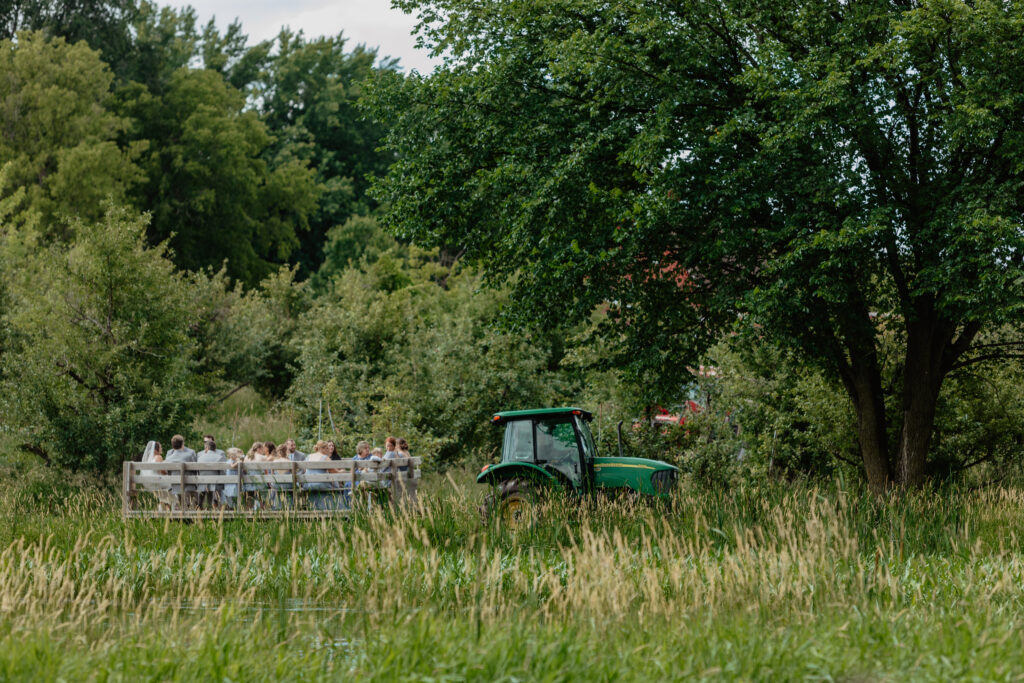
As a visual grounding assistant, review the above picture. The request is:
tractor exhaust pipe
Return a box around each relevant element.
[617,421,624,459]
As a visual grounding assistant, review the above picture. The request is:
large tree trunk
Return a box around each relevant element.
[847,361,892,494]
[896,385,940,487]
[894,317,949,487]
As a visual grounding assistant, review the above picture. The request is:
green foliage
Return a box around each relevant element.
[189,265,311,400]
[124,67,319,283]
[193,386,298,452]
[257,29,398,274]
[312,214,398,292]
[929,350,1024,482]
[290,248,563,466]
[669,331,1024,487]
[705,340,857,482]
[0,203,206,471]
[0,31,142,229]
[114,2,198,92]
[367,0,1024,488]
[0,0,138,75]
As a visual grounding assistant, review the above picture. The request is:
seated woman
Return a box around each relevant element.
[242,441,270,509]
[222,447,244,509]
[142,441,163,463]
[396,438,412,471]
[305,440,347,510]
[141,441,173,511]
[269,443,297,509]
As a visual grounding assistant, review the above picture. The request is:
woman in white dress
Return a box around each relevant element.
[222,447,244,509]
[142,441,163,463]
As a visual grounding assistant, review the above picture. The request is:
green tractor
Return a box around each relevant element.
[478,407,679,529]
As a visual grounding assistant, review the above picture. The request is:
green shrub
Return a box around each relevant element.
[0,205,207,472]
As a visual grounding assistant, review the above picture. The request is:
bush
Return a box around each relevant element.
[630,338,862,486]
[289,247,563,468]
[0,205,208,472]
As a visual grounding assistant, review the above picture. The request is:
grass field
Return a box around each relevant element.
[1,464,1023,681]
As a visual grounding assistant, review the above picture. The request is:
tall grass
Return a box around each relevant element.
[194,387,299,450]
[1,473,1023,679]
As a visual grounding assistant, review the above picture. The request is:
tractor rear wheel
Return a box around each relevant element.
[480,479,539,532]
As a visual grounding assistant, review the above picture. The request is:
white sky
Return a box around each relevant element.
[175,0,439,73]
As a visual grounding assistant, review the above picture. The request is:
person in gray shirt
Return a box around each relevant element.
[196,435,227,508]
[285,439,306,462]
[198,434,225,458]
[164,434,197,507]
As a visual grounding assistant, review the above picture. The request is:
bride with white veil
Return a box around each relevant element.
[142,440,163,462]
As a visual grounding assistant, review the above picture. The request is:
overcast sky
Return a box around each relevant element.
[177,0,439,73]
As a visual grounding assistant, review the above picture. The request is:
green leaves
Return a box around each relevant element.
[367,0,1024,485]
[0,204,204,472]
[0,32,142,229]
[127,67,318,284]
[257,29,397,274]
[290,249,562,466]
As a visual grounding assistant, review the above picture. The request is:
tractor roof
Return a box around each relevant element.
[491,407,593,424]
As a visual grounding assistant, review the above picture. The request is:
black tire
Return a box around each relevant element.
[479,478,539,532]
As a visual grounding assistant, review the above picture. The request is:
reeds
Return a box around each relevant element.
[2,478,1024,679]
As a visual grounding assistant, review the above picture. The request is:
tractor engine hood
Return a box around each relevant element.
[591,457,679,496]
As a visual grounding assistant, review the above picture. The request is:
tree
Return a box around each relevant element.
[311,214,399,292]
[0,203,207,472]
[188,264,310,401]
[0,164,40,377]
[0,31,142,230]
[257,29,398,274]
[116,3,272,95]
[367,0,1024,491]
[289,248,562,466]
[125,66,319,284]
[0,0,138,74]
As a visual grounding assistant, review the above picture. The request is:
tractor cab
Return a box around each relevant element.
[488,407,594,490]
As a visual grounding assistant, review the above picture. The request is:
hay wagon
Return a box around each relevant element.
[122,457,421,520]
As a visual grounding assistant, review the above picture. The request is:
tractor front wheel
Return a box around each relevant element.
[480,479,539,532]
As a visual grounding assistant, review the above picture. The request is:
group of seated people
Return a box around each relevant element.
[141,433,413,510]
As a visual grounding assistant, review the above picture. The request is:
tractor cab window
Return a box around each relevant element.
[575,417,598,461]
[535,418,582,485]
[502,420,534,462]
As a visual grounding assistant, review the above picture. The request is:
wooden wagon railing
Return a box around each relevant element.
[122,458,421,520]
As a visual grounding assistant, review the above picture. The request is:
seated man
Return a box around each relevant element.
[164,435,197,508]
[285,439,306,462]
[196,436,228,508]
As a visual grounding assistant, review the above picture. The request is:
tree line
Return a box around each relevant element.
[2,0,1024,490]
[1,2,391,282]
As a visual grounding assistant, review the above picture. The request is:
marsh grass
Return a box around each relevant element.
[1,471,1023,680]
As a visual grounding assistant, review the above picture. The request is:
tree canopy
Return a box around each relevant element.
[0,0,138,72]
[256,30,397,273]
[125,66,319,283]
[367,0,1024,490]
[0,31,142,229]
[0,204,205,471]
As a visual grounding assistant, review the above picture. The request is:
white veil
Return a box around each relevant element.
[142,441,158,462]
